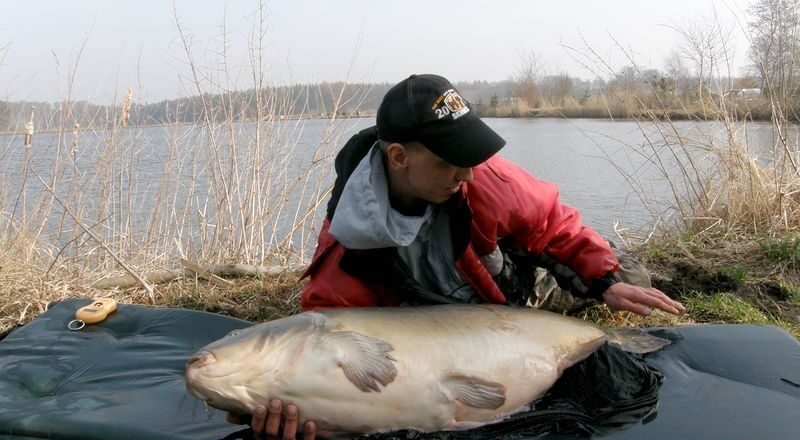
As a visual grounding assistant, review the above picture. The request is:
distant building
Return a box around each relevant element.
[724,88,762,99]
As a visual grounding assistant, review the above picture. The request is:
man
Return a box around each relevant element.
[241,73,685,438]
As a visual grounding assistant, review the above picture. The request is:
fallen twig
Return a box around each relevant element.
[93,263,293,289]
[180,258,235,287]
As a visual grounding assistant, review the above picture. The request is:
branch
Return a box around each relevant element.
[34,172,156,302]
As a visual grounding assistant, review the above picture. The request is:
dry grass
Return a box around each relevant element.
[0,234,305,334]
[480,90,778,122]
[578,305,695,330]
[546,23,800,340]
[152,271,304,322]
[579,294,800,339]
[0,3,368,334]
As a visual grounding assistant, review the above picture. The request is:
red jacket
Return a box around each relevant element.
[301,129,619,311]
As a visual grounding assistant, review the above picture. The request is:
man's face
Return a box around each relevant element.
[401,143,474,204]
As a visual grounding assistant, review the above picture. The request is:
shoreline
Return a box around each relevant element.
[0,112,785,137]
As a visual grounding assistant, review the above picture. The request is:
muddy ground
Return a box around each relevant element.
[650,259,800,325]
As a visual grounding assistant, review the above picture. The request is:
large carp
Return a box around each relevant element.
[185,304,666,434]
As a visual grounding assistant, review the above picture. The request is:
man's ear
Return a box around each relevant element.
[385,143,408,170]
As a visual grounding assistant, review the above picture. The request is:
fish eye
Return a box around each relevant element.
[227,329,242,337]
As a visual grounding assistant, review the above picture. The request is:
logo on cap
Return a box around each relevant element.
[432,88,470,120]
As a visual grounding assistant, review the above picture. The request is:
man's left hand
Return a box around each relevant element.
[602,282,686,316]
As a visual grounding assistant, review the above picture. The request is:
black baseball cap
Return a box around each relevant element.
[376,74,506,168]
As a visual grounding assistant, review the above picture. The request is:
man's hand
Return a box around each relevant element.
[602,282,686,316]
[227,399,316,440]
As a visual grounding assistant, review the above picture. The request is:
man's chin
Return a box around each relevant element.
[428,195,451,204]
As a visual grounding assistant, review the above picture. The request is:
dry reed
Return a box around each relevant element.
[0,1,367,331]
[559,20,800,336]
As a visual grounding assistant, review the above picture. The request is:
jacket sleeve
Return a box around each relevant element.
[467,155,619,294]
[300,219,393,310]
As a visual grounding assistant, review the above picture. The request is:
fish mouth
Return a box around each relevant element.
[185,371,231,407]
[186,350,238,379]
[187,350,216,369]
[185,349,244,405]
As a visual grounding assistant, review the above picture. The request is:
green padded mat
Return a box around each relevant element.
[1,299,799,440]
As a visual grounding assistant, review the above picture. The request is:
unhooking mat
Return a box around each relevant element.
[0,299,799,440]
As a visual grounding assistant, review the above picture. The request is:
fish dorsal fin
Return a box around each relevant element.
[324,331,398,393]
[443,374,507,409]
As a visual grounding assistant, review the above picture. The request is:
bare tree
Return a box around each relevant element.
[664,50,691,99]
[748,0,800,99]
[0,41,8,65]
[671,12,736,97]
[0,42,9,130]
[552,73,574,106]
[511,50,544,108]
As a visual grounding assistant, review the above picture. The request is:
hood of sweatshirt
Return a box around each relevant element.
[329,143,433,250]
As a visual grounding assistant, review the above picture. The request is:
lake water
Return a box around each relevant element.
[0,117,788,261]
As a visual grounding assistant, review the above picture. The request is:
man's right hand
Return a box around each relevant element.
[227,399,316,439]
[602,282,686,316]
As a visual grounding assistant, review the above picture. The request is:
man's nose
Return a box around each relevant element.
[456,167,473,182]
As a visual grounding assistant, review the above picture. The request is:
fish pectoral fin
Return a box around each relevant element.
[559,336,608,373]
[442,374,506,410]
[324,331,398,393]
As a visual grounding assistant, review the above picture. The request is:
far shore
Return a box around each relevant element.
[0,111,783,137]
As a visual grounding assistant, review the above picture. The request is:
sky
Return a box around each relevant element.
[0,0,753,104]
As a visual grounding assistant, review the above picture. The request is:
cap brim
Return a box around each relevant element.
[419,114,506,168]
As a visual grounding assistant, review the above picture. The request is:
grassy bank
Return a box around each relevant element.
[3,234,798,340]
[581,235,800,339]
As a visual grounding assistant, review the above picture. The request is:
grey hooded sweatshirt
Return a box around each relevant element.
[328,143,480,303]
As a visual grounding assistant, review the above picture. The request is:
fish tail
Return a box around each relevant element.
[605,328,670,354]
